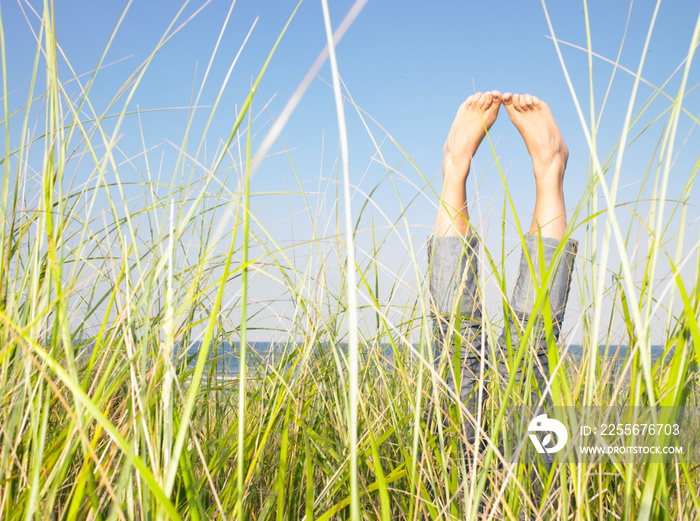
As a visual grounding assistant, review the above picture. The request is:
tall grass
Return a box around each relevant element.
[1,1,699,520]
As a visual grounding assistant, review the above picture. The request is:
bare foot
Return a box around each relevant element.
[502,93,568,238]
[442,90,502,183]
[501,93,568,188]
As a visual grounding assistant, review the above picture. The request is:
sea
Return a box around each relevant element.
[177,341,674,377]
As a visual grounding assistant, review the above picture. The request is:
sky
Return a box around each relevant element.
[2,0,700,344]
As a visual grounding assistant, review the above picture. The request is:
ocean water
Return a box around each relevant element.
[179,341,673,376]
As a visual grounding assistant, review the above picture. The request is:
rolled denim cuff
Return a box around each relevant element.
[427,234,481,319]
[510,235,578,330]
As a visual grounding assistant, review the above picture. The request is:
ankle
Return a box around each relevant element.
[533,156,565,191]
[442,156,471,185]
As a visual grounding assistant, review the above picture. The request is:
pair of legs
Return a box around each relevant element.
[426,91,578,513]
[436,91,568,239]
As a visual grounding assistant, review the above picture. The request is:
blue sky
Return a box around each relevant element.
[3,1,699,343]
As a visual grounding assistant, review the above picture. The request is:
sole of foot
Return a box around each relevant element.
[442,90,503,182]
[501,92,567,188]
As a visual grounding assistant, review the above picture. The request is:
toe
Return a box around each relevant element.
[483,91,493,108]
[491,90,502,104]
[531,95,541,107]
[523,94,534,109]
[502,92,513,105]
[512,94,523,111]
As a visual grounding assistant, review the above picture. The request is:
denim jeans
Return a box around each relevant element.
[427,233,578,461]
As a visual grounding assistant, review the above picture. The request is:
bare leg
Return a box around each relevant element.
[502,93,568,239]
[435,91,502,237]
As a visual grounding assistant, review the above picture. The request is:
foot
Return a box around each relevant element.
[442,90,502,183]
[502,93,568,238]
[502,93,568,188]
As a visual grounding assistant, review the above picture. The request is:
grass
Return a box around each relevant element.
[1,0,699,519]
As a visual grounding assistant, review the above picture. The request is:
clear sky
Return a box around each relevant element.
[3,1,699,343]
